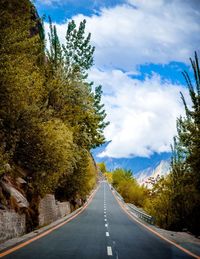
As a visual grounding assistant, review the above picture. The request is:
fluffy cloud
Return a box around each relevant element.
[89,69,190,158]
[42,0,196,158]
[47,0,200,71]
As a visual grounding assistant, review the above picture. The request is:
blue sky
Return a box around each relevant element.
[34,0,200,159]
[35,0,125,22]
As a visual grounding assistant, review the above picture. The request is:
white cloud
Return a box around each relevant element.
[36,0,59,5]
[47,0,200,71]
[43,0,196,158]
[89,68,190,158]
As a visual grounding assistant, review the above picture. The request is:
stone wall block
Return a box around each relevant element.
[0,210,26,243]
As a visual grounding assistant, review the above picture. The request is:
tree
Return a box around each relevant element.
[92,85,110,147]
[63,19,95,81]
[178,52,200,187]
[98,162,107,174]
[46,19,108,149]
[112,168,148,207]
[145,53,200,234]
[46,17,63,73]
[0,0,45,154]
[0,0,108,224]
[14,119,75,195]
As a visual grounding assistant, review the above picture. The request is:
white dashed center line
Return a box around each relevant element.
[105,223,108,227]
[104,219,107,222]
[106,232,110,237]
[107,246,113,256]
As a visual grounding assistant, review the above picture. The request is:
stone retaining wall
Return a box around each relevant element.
[0,210,26,243]
[0,194,71,243]
[38,194,71,226]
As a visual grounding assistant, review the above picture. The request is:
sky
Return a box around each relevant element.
[34,0,200,159]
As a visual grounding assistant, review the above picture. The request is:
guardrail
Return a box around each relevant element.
[111,186,124,202]
[110,184,155,225]
[127,203,155,225]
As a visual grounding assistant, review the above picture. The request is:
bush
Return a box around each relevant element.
[112,168,148,207]
[14,119,75,195]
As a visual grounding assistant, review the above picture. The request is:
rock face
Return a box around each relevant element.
[1,181,29,208]
[38,194,71,226]
[0,210,26,243]
[0,175,71,243]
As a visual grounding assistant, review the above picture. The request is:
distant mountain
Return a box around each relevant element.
[136,160,171,187]
[91,142,171,187]
[91,142,171,174]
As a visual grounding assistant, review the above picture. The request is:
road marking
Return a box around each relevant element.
[0,186,101,258]
[104,215,106,217]
[106,232,110,237]
[104,219,107,222]
[107,246,113,256]
[112,190,200,259]
[105,223,108,227]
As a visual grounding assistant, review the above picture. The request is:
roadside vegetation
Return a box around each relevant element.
[0,0,199,237]
[101,165,148,207]
[103,54,200,235]
[145,52,200,235]
[0,0,108,228]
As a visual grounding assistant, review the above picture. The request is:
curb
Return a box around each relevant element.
[0,185,100,257]
[112,188,200,259]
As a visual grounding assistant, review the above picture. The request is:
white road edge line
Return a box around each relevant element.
[106,232,109,237]
[107,246,113,256]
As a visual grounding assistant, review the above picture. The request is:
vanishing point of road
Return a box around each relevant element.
[1,182,195,259]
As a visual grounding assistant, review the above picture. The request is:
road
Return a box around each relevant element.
[2,182,194,259]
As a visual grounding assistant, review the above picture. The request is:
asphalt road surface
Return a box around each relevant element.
[2,181,194,259]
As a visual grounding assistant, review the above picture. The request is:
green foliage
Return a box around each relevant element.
[47,17,63,72]
[112,168,148,207]
[145,53,200,234]
[45,18,109,149]
[98,162,107,174]
[63,19,95,80]
[55,151,97,203]
[104,172,113,183]
[14,119,75,195]
[0,0,45,153]
[92,85,110,147]
[0,0,107,206]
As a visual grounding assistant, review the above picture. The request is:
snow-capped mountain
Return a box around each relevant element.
[136,160,171,188]
[91,142,171,177]
[92,142,171,188]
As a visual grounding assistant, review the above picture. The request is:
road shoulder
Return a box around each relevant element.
[112,188,200,259]
[0,185,99,257]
